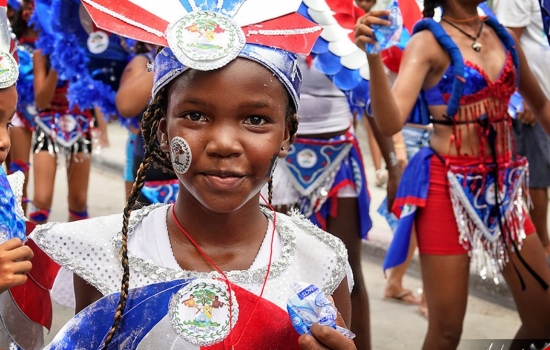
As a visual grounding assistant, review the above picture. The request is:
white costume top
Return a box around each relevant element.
[31,205,352,349]
[297,56,352,135]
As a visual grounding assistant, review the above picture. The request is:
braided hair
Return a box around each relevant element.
[423,0,442,18]
[102,68,299,349]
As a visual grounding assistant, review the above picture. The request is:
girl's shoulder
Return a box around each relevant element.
[29,204,168,296]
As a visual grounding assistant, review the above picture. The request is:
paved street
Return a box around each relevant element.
[33,122,525,349]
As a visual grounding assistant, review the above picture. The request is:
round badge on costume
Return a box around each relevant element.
[87,31,110,54]
[170,136,192,174]
[485,182,506,206]
[58,114,78,133]
[169,278,238,346]
[166,11,246,71]
[297,149,318,169]
[0,51,19,89]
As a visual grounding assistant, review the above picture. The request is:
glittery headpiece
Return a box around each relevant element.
[80,0,322,108]
[0,0,19,89]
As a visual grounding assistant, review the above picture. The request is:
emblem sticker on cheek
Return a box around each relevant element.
[170,136,192,174]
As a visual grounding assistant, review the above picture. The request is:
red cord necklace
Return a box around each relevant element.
[170,196,276,349]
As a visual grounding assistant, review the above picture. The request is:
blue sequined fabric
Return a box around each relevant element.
[0,168,26,242]
[424,53,515,107]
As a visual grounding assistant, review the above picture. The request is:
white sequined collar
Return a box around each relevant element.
[113,205,297,285]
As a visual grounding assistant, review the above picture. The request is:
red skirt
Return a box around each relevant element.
[415,155,535,255]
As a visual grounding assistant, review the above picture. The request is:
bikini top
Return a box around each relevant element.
[423,52,516,108]
[411,17,520,121]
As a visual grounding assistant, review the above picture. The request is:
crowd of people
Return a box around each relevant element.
[0,0,549,349]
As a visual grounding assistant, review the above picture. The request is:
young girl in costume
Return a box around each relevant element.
[356,0,550,348]
[0,13,60,348]
[8,0,36,213]
[31,1,356,349]
[0,33,33,304]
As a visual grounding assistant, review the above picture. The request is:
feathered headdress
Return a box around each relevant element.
[80,0,322,108]
[0,0,19,88]
[31,0,131,116]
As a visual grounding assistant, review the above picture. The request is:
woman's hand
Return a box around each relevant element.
[0,238,33,294]
[518,102,536,126]
[354,10,391,54]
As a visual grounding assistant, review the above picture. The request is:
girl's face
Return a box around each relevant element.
[355,0,376,12]
[0,86,16,164]
[159,58,291,213]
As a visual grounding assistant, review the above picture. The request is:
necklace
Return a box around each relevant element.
[441,18,484,52]
[170,198,276,349]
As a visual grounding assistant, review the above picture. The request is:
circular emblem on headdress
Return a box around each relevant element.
[0,51,19,89]
[297,149,318,169]
[166,11,246,71]
[169,278,239,346]
[87,31,110,55]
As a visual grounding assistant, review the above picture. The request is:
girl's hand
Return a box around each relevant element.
[298,305,357,350]
[0,238,33,294]
[354,10,391,54]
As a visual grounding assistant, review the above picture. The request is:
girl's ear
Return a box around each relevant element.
[278,122,291,158]
[157,117,169,153]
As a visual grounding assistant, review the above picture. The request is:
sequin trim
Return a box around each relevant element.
[288,208,348,296]
[33,222,118,296]
[113,205,298,287]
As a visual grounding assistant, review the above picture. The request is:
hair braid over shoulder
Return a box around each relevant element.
[102,91,168,349]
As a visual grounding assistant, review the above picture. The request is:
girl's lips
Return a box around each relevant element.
[203,174,245,190]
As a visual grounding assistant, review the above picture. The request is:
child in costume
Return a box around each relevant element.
[0,9,60,348]
[356,0,550,347]
[8,0,36,213]
[0,6,33,311]
[31,1,356,349]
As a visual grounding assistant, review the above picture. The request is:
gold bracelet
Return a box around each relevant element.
[394,143,406,149]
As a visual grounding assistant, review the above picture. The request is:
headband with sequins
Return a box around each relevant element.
[0,0,19,89]
[80,0,322,108]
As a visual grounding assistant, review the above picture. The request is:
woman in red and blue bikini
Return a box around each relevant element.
[357,0,550,348]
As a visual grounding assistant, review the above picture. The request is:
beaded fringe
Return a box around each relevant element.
[447,167,530,284]
[296,165,339,218]
[32,126,91,166]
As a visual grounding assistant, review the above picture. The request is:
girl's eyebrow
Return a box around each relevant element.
[180,98,271,109]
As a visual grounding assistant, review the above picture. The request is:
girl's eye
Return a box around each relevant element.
[247,116,267,125]
[184,112,205,122]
